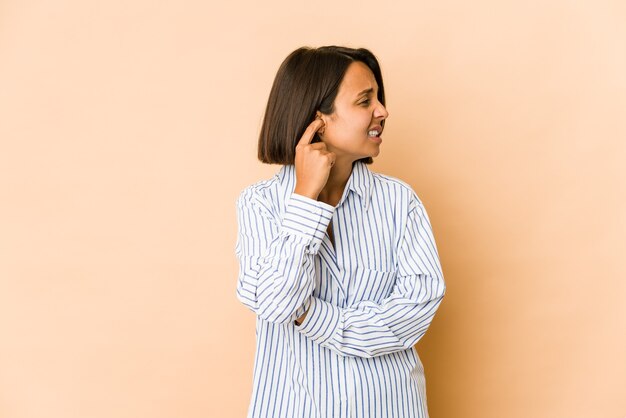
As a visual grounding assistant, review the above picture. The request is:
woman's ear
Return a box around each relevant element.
[315,111,325,135]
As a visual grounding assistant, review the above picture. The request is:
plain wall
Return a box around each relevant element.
[1,1,624,417]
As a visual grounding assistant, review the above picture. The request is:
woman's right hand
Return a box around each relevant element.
[293,118,336,200]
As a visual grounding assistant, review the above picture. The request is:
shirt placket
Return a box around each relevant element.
[336,200,357,418]
[335,355,357,418]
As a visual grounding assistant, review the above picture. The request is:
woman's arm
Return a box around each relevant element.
[235,187,334,324]
[294,194,446,358]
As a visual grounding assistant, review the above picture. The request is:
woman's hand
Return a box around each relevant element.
[293,118,336,200]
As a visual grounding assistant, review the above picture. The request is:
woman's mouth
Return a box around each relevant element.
[368,127,383,143]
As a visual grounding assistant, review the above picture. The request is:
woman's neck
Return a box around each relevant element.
[317,159,355,206]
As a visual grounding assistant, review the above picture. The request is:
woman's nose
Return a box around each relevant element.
[375,102,389,120]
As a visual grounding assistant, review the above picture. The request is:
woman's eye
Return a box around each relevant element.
[360,99,370,106]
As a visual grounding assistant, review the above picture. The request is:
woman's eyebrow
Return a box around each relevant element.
[356,87,374,97]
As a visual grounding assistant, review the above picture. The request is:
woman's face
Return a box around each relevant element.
[319,61,389,163]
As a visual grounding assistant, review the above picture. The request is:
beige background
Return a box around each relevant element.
[1,0,624,417]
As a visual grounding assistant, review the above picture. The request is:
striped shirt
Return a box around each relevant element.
[235,161,446,418]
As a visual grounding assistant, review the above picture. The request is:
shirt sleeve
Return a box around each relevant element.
[235,187,335,324]
[294,193,446,358]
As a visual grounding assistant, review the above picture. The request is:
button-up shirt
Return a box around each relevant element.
[235,161,446,418]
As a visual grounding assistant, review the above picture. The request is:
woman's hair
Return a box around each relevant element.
[258,46,386,165]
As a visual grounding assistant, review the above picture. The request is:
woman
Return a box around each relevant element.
[235,45,446,418]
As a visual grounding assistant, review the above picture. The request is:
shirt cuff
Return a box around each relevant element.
[294,296,342,345]
[281,193,335,254]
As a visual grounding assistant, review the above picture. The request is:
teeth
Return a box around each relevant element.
[368,130,379,137]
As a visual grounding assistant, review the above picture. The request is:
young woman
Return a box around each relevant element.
[235,45,446,418]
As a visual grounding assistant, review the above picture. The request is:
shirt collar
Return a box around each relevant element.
[278,161,374,211]
[346,160,374,211]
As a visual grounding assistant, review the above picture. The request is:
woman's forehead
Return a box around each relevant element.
[337,61,378,98]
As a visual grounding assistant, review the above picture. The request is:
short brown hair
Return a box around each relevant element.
[258,46,386,165]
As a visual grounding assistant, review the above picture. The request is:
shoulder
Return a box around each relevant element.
[370,170,424,210]
[237,177,275,206]
[236,167,290,218]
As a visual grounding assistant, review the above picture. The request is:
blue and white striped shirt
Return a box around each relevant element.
[235,161,446,418]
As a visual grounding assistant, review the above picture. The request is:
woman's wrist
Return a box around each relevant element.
[294,309,308,326]
[294,185,319,200]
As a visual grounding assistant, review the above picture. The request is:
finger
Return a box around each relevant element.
[297,118,325,146]
[327,152,336,167]
[307,142,327,150]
